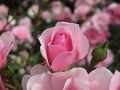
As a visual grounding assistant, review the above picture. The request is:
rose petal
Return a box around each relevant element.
[30,64,47,75]
[89,67,113,90]
[22,75,31,90]
[27,73,52,90]
[63,78,89,90]
[109,71,120,90]
[51,52,74,72]
[38,28,54,65]
[31,84,46,90]
[89,81,99,90]
[52,68,88,90]
[47,44,66,64]
[56,22,89,59]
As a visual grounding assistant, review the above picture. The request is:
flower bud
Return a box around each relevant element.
[90,41,108,67]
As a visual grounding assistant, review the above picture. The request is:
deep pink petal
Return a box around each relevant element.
[56,22,89,59]
[51,52,74,72]
[47,45,66,64]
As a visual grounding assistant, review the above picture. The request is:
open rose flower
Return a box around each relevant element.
[22,65,113,90]
[0,35,13,71]
[39,22,89,72]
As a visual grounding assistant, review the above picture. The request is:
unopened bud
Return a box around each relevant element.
[90,41,108,67]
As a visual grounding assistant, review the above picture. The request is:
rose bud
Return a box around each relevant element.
[90,41,108,67]
[39,22,89,72]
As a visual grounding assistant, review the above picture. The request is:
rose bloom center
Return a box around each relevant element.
[52,33,72,51]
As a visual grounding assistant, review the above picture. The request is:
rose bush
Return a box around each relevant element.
[39,22,89,71]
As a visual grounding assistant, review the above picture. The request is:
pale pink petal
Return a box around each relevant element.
[30,64,47,75]
[63,78,89,90]
[89,81,99,90]
[22,75,31,90]
[38,28,54,62]
[52,68,88,90]
[27,73,52,90]
[31,84,46,90]
[89,67,113,90]
[109,71,120,90]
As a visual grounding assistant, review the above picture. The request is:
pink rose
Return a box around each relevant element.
[0,19,11,31]
[107,3,120,25]
[19,17,32,29]
[39,22,89,71]
[0,35,13,70]
[22,65,113,90]
[12,26,31,40]
[0,4,8,16]
[87,48,114,67]
[90,12,111,30]
[42,11,52,23]
[74,5,91,20]
[109,71,120,90]
[84,28,107,46]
